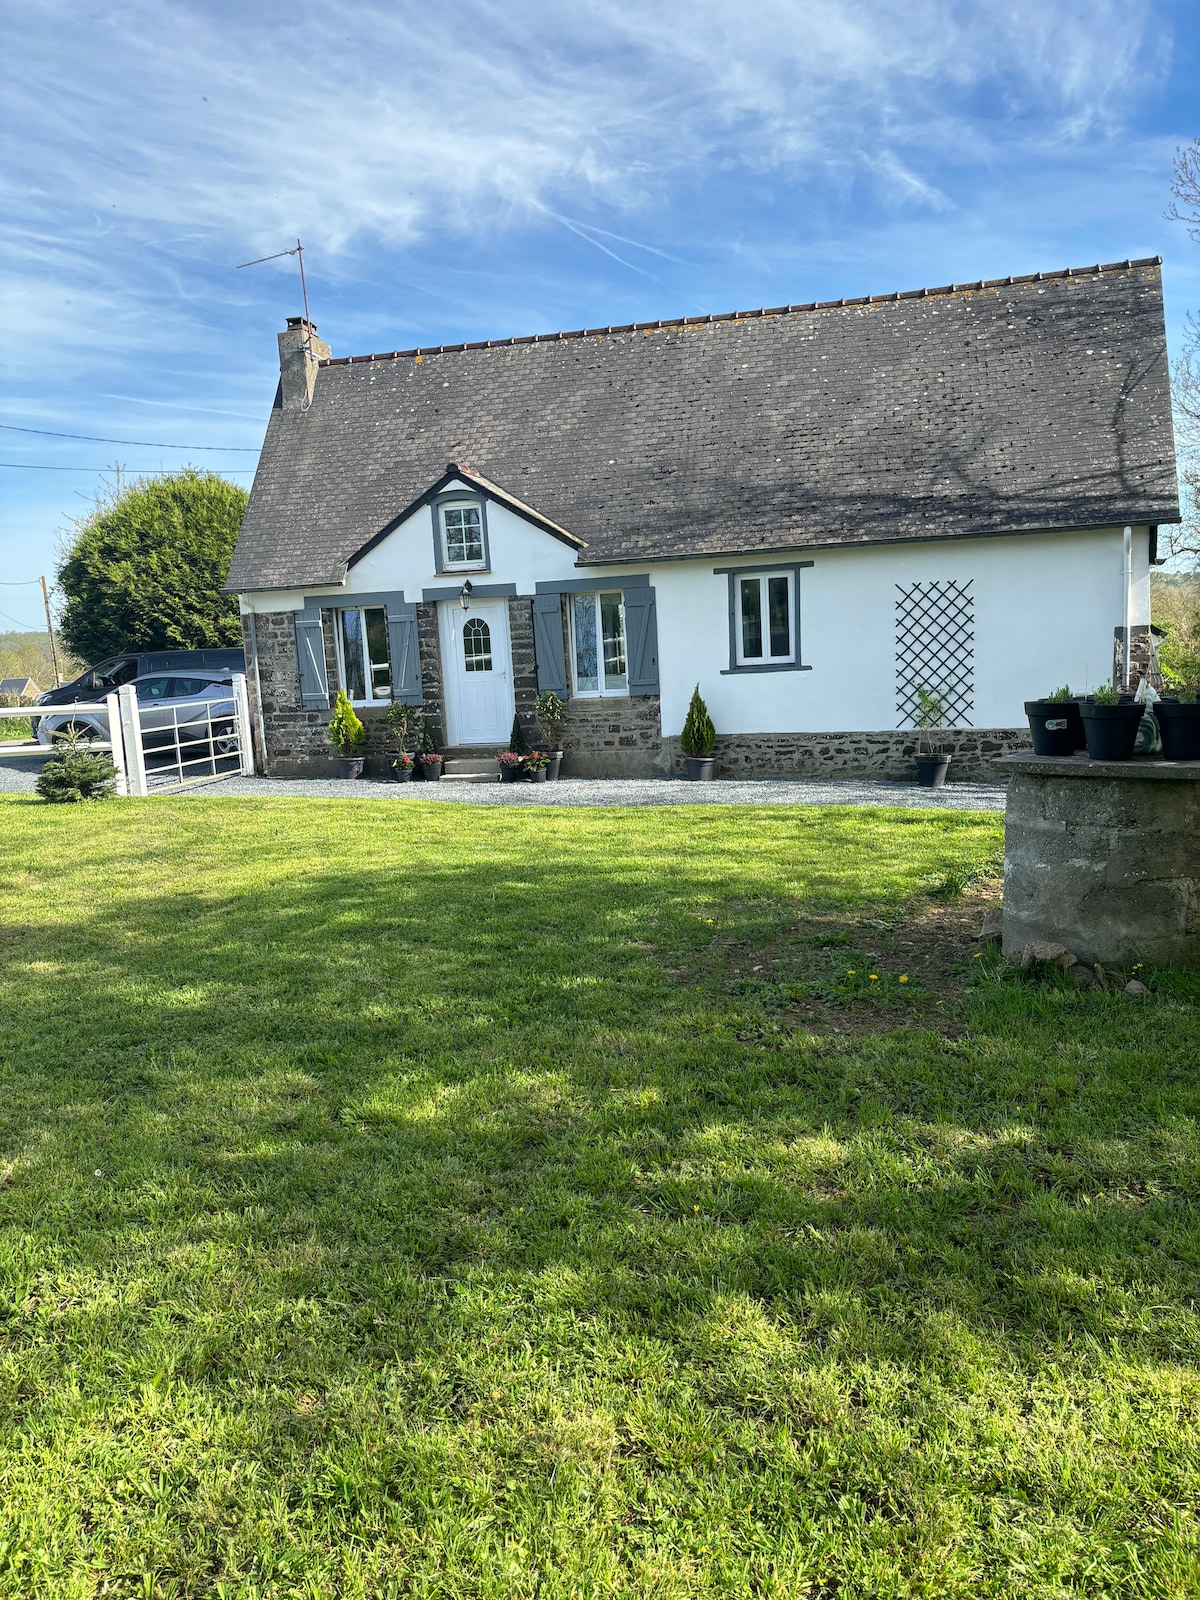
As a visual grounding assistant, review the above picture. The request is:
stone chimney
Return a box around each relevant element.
[277,317,332,411]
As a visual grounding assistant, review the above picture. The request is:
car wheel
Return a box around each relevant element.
[212,721,240,757]
[53,721,105,746]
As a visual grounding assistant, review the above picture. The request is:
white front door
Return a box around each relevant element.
[439,598,515,746]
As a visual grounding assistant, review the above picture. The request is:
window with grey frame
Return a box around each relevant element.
[569,591,628,696]
[718,562,812,673]
[438,500,487,570]
[337,605,391,703]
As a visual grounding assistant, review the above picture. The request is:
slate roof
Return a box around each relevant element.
[228,258,1179,591]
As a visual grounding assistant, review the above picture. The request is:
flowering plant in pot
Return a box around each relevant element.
[392,751,415,783]
[418,717,443,780]
[497,749,525,782]
[1156,685,1200,760]
[524,749,551,782]
[912,688,950,787]
[680,685,716,780]
[535,690,566,780]
[1081,681,1143,761]
[327,690,367,778]
[1024,683,1083,758]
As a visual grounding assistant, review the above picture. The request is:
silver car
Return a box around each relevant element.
[36,672,239,755]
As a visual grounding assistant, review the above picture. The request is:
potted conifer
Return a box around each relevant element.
[913,688,950,787]
[680,685,716,780]
[386,700,417,781]
[418,717,443,781]
[328,690,367,779]
[1156,687,1200,760]
[535,691,566,780]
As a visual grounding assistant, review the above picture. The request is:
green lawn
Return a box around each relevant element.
[0,715,33,741]
[1,795,1198,1599]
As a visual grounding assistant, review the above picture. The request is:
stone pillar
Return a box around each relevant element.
[415,602,445,746]
[1000,753,1200,967]
[508,596,539,746]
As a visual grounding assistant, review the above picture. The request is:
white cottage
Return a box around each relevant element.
[227,257,1179,778]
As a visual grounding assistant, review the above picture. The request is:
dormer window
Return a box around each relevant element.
[434,492,490,572]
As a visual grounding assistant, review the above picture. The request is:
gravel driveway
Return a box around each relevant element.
[1,745,1005,809]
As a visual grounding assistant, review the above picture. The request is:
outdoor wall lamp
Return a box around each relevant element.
[459,579,474,611]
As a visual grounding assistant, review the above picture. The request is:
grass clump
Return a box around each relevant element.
[0,797,1197,1596]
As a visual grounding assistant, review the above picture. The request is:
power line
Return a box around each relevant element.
[0,579,42,585]
[0,423,257,450]
[0,462,255,474]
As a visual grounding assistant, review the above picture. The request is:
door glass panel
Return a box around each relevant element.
[364,607,391,698]
[740,578,763,659]
[340,609,366,700]
[463,617,493,672]
[600,593,627,690]
[767,576,791,658]
[573,594,599,692]
[172,678,205,697]
[136,677,173,702]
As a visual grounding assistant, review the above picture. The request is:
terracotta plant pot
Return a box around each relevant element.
[1024,699,1083,758]
[1156,701,1200,761]
[915,754,951,788]
[684,756,715,781]
[337,756,365,780]
[1080,702,1143,761]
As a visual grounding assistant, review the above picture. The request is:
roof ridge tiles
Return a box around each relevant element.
[318,256,1162,369]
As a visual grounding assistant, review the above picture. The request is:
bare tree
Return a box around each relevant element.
[1166,139,1200,564]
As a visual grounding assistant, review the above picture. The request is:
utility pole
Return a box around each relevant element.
[40,576,61,687]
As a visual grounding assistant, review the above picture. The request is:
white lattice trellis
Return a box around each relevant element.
[895,579,975,728]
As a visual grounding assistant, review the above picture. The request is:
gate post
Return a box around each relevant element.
[231,673,255,776]
[105,691,128,796]
[118,683,148,796]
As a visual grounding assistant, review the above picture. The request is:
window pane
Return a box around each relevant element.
[340,609,366,700]
[136,677,172,702]
[463,617,493,673]
[443,505,483,565]
[740,578,763,659]
[767,576,791,658]
[573,594,599,692]
[600,592,627,690]
[364,607,391,698]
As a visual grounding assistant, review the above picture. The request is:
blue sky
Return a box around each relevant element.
[3,0,1199,627]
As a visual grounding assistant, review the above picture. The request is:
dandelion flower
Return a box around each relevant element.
[899,975,909,983]
[869,974,878,981]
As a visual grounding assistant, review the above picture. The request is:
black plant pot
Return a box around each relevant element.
[1024,699,1083,758]
[419,757,443,782]
[1156,701,1200,761]
[915,754,951,788]
[684,756,715,781]
[393,766,413,783]
[337,756,365,780]
[1080,703,1142,761]
[548,750,564,782]
[499,762,524,783]
[528,766,549,783]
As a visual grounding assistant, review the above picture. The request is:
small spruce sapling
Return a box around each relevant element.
[327,690,366,757]
[36,748,117,803]
[680,685,716,758]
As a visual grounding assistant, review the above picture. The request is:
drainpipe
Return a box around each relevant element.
[247,611,268,774]
[1122,525,1133,689]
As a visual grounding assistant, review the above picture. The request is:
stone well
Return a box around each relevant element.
[1000,753,1200,968]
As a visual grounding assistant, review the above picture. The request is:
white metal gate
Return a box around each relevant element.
[45,673,254,795]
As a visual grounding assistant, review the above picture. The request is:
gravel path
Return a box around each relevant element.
[1,746,1005,809]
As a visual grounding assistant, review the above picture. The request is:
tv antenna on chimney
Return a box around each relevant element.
[236,238,313,346]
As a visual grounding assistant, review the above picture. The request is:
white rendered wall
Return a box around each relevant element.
[650,525,1148,737]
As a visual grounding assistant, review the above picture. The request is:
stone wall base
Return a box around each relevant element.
[560,696,665,777]
[672,728,1030,782]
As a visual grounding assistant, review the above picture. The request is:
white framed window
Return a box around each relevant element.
[337,605,391,703]
[736,571,795,666]
[462,616,493,673]
[570,591,628,697]
[439,502,486,569]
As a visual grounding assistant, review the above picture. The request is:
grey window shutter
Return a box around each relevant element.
[294,609,329,708]
[623,588,659,695]
[532,593,568,696]
[386,599,422,704]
